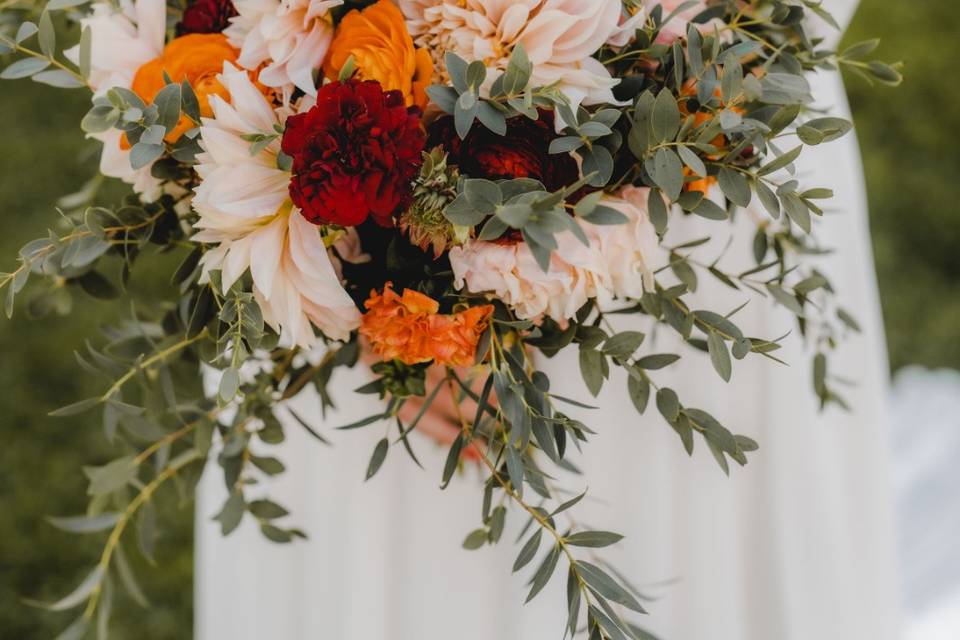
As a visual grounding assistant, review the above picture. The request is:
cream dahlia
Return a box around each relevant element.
[448,186,663,321]
[225,0,343,97]
[191,63,360,345]
[398,0,623,111]
[65,0,167,198]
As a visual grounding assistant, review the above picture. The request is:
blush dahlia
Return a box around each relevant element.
[281,79,426,228]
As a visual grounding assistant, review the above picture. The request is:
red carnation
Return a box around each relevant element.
[177,0,238,35]
[281,79,426,227]
[427,110,579,192]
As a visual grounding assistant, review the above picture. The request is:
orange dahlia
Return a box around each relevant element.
[360,283,493,367]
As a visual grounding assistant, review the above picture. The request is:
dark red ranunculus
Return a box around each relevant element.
[176,0,238,35]
[427,110,579,192]
[281,79,426,227]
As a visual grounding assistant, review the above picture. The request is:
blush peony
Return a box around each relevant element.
[281,79,426,227]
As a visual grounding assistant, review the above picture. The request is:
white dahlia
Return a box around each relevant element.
[398,0,624,111]
[192,63,360,346]
[449,186,664,321]
[65,0,167,199]
[225,0,343,97]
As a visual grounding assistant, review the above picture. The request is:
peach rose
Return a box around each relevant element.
[323,0,433,109]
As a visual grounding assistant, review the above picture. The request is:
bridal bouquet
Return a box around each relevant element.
[1,0,899,636]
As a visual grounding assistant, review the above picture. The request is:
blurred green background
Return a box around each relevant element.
[1,0,957,637]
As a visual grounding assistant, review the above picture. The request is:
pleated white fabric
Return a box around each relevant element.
[196,3,902,637]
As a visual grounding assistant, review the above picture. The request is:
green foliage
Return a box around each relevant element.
[844,0,960,371]
[0,76,193,639]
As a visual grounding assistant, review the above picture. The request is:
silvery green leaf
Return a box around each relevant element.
[153,82,181,131]
[219,367,239,402]
[54,615,88,640]
[781,193,812,233]
[47,512,120,534]
[426,85,457,113]
[578,560,646,612]
[84,456,137,496]
[38,11,55,58]
[582,205,628,226]
[656,387,680,422]
[757,145,803,176]
[114,544,149,606]
[32,69,85,88]
[692,197,728,220]
[1,57,50,79]
[579,348,605,397]
[463,178,502,213]
[579,121,612,138]
[677,145,706,177]
[628,90,655,159]
[248,499,289,520]
[465,60,486,89]
[503,43,531,94]
[181,79,201,122]
[707,331,732,382]
[79,26,92,79]
[513,529,543,572]
[26,566,103,611]
[15,22,38,43]
[365,438,389,480]
[603,332,645,359]
[454,94,478,139]
[766,283,805,315]
[47,0,91,9]
[636,354,680,370]
[628,374,650,414]
[81,105,118,132]
[462,528,488,550]
[647,148,684,201]
[549,136,583,154]
[797,117,853,145]
[475,100,506,135]
[566,531,624,548]
[755,180,781,218]
[445,53,468,92]
[647,188,669,234]
[49,396,100,417]
[759,73,812,105]
[505,444,524,498]
[651,89,680,142]
[214,491,245,535]
[720,57,743,104]
[717,167,751,207]
[580,145,614,187]
[525,544,561,603]
[129,142,164,170]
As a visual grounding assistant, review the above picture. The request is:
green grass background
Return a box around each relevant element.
[1,1,957,636]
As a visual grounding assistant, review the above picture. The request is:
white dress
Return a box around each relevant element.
[196,3,902,638]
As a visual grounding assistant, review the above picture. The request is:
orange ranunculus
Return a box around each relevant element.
[129,33,239,145]
[360,283,493,367]
[322,0,433,110]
